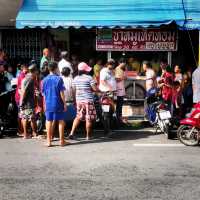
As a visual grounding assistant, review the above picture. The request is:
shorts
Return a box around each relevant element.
[45,111,65,121]
[20,108,35,121]
[17,105,22,119]
[76,101,96,121]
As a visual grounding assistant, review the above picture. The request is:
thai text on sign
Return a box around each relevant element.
[96,29,178,51]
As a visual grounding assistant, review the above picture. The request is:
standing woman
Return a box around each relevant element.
[68,62,99,140]
[158,65,174,112]
[174,65,183,83]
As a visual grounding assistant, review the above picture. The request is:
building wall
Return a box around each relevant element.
[0,0,23,27]
[0,31,2,48]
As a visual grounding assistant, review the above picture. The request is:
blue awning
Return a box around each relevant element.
[16,0,200,29]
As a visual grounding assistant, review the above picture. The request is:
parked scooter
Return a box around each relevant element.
[0,89,18,137]
[94,91,116,136]
[145,88,174,139]
[100,91,116,135]
[177,102,200,146]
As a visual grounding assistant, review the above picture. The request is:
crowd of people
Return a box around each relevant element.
[0,48,126,146]
[0,47,199,146]
[142,60,194,118]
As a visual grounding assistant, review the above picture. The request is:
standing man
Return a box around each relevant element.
[40,48,50,69]
[192,65,200,104]
[58,51,73,75]
[93,59,103,85]
[68,62,99,140]
[20,64,38,139]
[142,61,157,92]
[99,59,117,92]
[42,62,68,147]
[115,58,127,123]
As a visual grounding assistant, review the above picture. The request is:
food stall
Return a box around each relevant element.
[96,28,178,118]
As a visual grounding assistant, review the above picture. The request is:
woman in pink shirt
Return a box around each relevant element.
[15,64,29,136]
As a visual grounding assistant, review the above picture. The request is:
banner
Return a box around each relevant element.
[96,29,178,51]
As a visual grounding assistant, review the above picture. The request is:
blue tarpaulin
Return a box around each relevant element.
[16,0,200,29]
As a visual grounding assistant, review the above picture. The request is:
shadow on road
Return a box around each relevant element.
[65,130,163,146]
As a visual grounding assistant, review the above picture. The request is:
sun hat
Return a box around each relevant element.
[78,62,92,72]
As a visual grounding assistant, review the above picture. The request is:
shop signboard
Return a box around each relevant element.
[96,29,178,51]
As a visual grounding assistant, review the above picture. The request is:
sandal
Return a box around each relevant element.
[32,136,39,139]
[22,136,31,139]
[17,132,23,137]
[60,140,71,147]
[45,143,53,147]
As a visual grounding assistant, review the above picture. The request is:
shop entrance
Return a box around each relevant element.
[111,51,168,74]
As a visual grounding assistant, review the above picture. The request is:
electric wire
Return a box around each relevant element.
[181,0,198,67]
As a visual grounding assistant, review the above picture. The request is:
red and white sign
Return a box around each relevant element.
[96,29,177,51]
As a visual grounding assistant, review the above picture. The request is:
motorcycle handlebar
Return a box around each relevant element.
[0,89,16,97]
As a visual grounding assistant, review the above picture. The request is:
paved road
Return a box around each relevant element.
[0,131,200,200]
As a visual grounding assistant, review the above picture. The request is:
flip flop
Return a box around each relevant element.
[60,140,71,147]
[45,143,53,147]
[22,136,31,139]
[17,133,23,137]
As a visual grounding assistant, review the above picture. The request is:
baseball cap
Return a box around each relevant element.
[78,62,92,72]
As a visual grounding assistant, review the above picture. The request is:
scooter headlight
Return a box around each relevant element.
[193,113,200,119]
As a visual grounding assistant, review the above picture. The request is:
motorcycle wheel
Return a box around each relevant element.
[177,125,199,146]
[36,117,44,133]
[102,113,111,136]
[157,118,169,135]
[0,126,4,138]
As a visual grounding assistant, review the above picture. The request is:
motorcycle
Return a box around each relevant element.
[100,91,116,136]
[94,91,116,136]
[177,102,200,146]
[145,88,174,139]
[0,89,18,137]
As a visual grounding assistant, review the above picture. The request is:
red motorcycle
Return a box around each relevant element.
[100,91,115,136]
[177,103,200,146]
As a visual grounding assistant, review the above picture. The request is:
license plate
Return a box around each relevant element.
[102,105,110,112]
[159,110,171,120]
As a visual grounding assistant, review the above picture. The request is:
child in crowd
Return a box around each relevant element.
[174,65,183,83]
[61,67,74,103]
[61,67,76,123]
